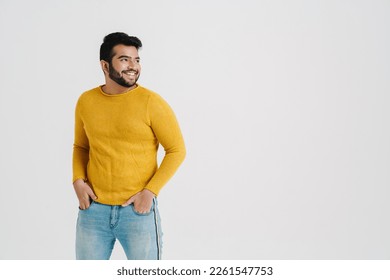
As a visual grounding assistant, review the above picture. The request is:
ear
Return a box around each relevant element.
[100,60,109,74]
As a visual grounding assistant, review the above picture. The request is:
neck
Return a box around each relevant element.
[102,80,137,95]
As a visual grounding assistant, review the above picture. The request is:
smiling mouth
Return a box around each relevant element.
[123,70,138,77]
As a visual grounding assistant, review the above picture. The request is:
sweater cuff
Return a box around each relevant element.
[144,186,160,196]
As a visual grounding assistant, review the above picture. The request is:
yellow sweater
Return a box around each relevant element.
[72,85,186,205]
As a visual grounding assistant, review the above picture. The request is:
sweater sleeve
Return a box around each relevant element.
[144,94,186,195]
[72,99,90,183]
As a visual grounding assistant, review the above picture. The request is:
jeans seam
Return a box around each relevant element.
[153,198,161,260]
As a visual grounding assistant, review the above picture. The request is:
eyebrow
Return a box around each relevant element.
[117,55,140,60]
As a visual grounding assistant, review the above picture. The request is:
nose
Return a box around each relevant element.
[127,59,137,69]
[127,62,134,69]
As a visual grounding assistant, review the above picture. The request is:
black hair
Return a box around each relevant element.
[99,32,142,62]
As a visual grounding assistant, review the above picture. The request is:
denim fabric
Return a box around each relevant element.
[76,198,162,260]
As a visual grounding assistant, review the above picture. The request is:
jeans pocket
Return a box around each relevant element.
[79,200,94,211]
[130,202,154,216]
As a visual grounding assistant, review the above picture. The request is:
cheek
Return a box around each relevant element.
[118,64,128,71]
[111,61,125,71]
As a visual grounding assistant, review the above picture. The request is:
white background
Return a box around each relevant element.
[0,0,389,259]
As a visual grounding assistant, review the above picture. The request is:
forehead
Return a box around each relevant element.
[112,44,139,57]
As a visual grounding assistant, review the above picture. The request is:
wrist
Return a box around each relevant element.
[73,178,86,187]
[143,188,156,197]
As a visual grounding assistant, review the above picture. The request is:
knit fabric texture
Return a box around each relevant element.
[73,85,186,205]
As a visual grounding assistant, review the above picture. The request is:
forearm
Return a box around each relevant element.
[144,147,186,195]
[72,145,89,182]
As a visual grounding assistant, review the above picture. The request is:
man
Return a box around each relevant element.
[72,32,186,260]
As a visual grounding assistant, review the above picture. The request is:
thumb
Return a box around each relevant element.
[122,195,136,207]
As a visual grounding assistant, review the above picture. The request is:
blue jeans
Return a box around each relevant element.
[76,198,162,260]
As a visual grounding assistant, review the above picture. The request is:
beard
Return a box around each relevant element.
[108,63,140,88]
